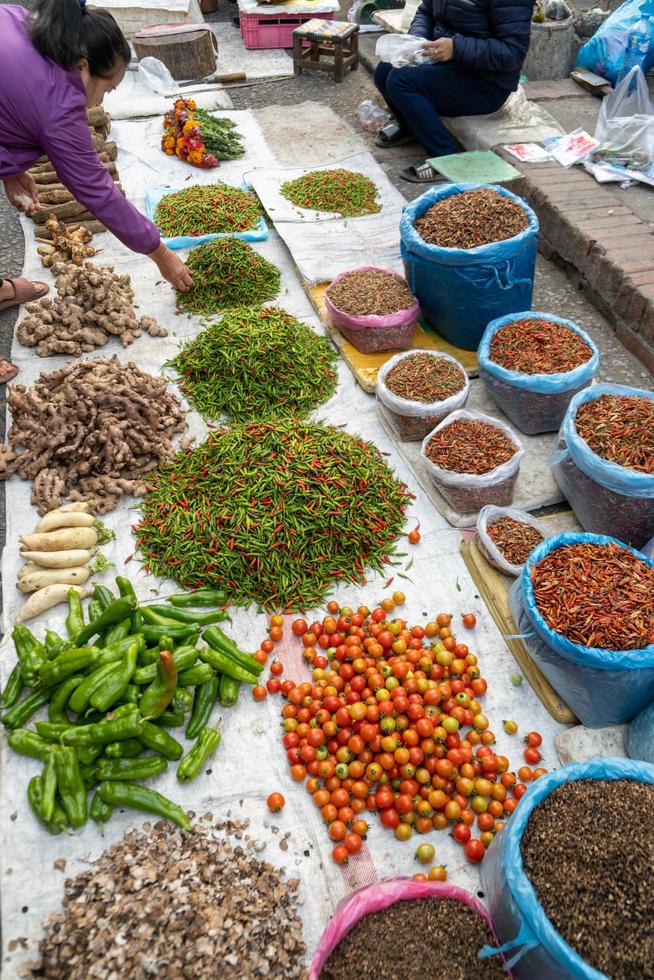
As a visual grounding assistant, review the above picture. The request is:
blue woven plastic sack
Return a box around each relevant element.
[576,0,654,84]
[399,184,538,351]
[145,184,268,251]
[478,312,599,434]
[480,758,654,979]
[550,383,654,547]
[509,531,654,727]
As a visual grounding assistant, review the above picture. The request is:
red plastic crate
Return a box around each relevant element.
[240,9,334,49]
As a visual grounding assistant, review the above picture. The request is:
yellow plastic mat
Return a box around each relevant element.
[308,283,478,394]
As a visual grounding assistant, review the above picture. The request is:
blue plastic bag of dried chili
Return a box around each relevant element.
[550,383,654,549]
[508,531,654,727]
[480,758,654,979]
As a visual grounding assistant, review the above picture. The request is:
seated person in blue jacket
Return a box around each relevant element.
[374,0,534,182]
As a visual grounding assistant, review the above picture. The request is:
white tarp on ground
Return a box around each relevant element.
[1,108,565,978]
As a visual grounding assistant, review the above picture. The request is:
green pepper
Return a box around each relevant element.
[69,661,122,715]
[178,664,214,687]
[12,625,47,687]
[96,755,168,781]
[140,651,177,720]
[41,750,59,822]
[77,744,104,766]
[177,726,221,783]
[133,646,197,686]
[27,774,67,835]
[98,781,192,830]
[7,728,53,761]
[0,663,23,708]
[92,584,115,610]
[1,689,50,729]
[65,589,85,639]
[203,627,263,675]
[90,644,138,713]
[80,762,99,790]
[39,711,142,746]
[115,576,142,633]
[218,675,241,708]
[154,710,185,728]
[90,789,113,826]
[40,647,100,687]
[199,648,258,685]
[93,634,146,669]
[158,634,176,653]
[87,598,103,622]
[186,673,218,739]
[138,720,184,760]
[48,675,83,724]
[99,617,132,650]
[55,747,87,828]
[140,624,200,645]
[149,605,229,627]
[74,597,136,646]
[138,647,163,667]
[141,607,186,629]
[168,588,226,608]
[44,630,66,660]
[117,684,140,706]
[173,687,194,713]
[104,738,144,759]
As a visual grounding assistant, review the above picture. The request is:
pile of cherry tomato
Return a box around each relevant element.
[259,597,546,866]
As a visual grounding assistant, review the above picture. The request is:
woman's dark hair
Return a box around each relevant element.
[31,0,131,77]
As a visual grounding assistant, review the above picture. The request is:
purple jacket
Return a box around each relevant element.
[0,5,159,254]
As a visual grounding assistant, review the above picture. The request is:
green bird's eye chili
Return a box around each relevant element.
[489,318,593,375]
[171,306,338,423]
[155,183,264,238]
[281,169,381,217]
[135,419,410,611]
[574,394,654,474]
[487,516,544,567]
[177,238,281,316]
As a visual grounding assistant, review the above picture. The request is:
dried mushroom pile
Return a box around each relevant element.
[0,357,186,514]
[17,262,167,357]
[26,817,307,980]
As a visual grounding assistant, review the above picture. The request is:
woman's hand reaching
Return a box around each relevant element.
[148,242,194,292]
[422,37,454,62]
[3,173,39,213]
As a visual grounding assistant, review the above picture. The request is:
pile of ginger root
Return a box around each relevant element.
[17,259,168,357]
[36,215,96,268]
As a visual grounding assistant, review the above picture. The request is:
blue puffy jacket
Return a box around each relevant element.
[409,0,535,92]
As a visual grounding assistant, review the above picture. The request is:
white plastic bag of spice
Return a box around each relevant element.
[376,350,469,442]
[476,505,548,577]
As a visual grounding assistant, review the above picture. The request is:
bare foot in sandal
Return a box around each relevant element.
[0,359,18,384]
[0,277,49,313]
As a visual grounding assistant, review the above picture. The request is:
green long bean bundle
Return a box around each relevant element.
[171,306,338,422]
[135,419,411,611]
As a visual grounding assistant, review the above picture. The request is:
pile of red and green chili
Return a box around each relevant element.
[155,183,264,238]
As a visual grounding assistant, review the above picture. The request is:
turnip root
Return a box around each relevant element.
[36,511,96,533]
[18,566,91,593]
[19,548,93,568]
[20,527,98,552]
[18,584,90,622]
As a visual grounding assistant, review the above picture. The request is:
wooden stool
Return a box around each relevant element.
[293,20,359,82]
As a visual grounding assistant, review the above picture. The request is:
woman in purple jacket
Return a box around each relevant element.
[0,0,192,340]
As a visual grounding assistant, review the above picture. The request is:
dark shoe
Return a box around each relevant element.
[400,161,446,183]
[232,14,240,26]
[375,123,415,148]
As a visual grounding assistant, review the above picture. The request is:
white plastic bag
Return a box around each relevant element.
[475,505,548,577]
[375,34,433,68]
[138,57,179,96]
[376,350,470,442]
[593,66,654,172]
[356,100,392,133]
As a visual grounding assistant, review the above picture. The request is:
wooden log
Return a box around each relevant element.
[133,25,217,81]
[36,189,76,205]
[31,201,89,224]
[31,160,119,184]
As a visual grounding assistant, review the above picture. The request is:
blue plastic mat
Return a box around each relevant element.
[145,183,268,251]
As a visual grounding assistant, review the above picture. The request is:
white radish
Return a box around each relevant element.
[18,562,41,579]
[17,584,91,622]
[36,511,96,533]
[17,567,91,594]
[49,501,95,514]
[19,549,93,568]
[20,527,98,552]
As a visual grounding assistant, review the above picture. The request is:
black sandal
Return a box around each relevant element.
[400,161,446,183]
[375,123,415,149]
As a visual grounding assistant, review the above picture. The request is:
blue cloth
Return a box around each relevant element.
[409,0,535,92]
[374,61,508,157]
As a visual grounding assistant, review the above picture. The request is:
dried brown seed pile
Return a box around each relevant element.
[384,353,466,404]
[326,270,415,317]
[27,817,307,980]
[320,897,505,980]
[487,516,544,566]
[0,356,186,514]
[521,779,654,980]
[414,189,529,249]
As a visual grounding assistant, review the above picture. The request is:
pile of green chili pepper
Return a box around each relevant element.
[177,238,281,316]
[155,183,264,239]
[171,306,338,422]
[280,169,381,217]
[135,418,411,611]
[0,578,263,834]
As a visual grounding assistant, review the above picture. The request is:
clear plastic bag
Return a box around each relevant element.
[480,758,654,978]
[375,34,433,67]
[310,878,510,980]
[477,311,599,435]
[325,266,419,354]
[376,350,469,442]
[592,66,654,172]
[512,531,654,727]
[356,100,392,134]
[475,505,548,577]
[420,409,525,516]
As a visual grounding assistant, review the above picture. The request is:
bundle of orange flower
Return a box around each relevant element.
[161,98,218,169]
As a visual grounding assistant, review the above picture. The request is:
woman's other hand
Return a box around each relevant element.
[3,173,39,213]
[422,37,454,62]
[148,243,194,292]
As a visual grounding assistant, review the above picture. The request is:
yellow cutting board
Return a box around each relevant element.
[308,283,479,394]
